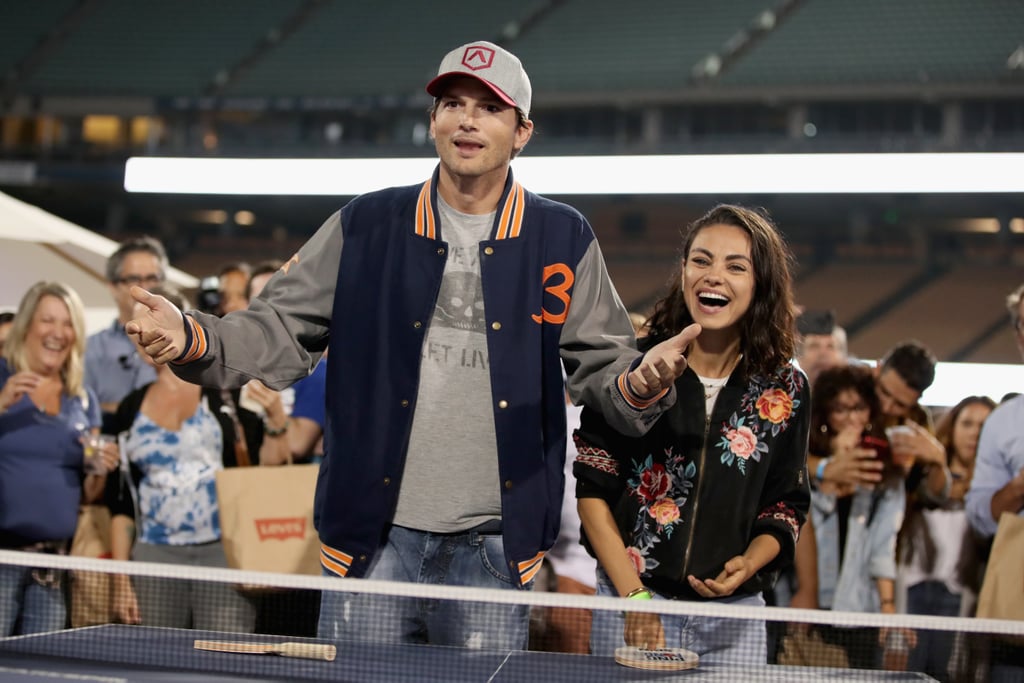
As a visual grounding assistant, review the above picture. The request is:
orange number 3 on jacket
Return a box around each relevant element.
[531,263,574,325]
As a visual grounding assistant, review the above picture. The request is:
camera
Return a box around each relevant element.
[197,275,222,316]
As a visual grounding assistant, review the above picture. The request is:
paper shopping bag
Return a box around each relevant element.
[69,504,114,627]
[777,628,851,669]
[976,512,1024,621]
[215,464,321,576]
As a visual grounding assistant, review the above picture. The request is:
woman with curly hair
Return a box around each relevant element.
[574,204,811,665]
[807,363,908,669]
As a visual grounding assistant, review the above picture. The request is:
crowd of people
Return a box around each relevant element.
[1,39,1022,682]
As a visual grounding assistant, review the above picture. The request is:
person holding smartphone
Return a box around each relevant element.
[805,364,909,669]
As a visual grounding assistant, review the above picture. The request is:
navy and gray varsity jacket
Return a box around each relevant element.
[172,167,670,586]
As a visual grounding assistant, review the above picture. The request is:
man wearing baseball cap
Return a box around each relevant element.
[125,41,688,648]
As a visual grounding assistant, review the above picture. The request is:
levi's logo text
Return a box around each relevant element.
[255,517,306,541]
[532,263,574,325]
[462,46,495,71]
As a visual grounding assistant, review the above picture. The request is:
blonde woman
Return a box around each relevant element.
[0,281,116,635]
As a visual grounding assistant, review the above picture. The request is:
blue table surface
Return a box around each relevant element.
[0,625,936,682]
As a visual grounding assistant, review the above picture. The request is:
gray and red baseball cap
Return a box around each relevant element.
[426,41,532,117]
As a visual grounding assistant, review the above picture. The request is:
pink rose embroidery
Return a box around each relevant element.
[648,499,680,525]
[756,388,793,424]
[726,426,758,460]
[625,546,645,574]
[636,463,671,502]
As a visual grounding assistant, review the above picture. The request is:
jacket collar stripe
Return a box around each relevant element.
[509,183,525,239]
[418,167,524,241]
[415,180,437,239]
[495,181,524,241]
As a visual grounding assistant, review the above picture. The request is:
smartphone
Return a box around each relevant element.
[859,434,892,463]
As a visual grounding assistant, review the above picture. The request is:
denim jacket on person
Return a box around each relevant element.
[812,480,905,612]
[169,167,671,586]
[574,356,811,601]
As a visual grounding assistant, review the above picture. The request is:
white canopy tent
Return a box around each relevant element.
[0,190,198,334]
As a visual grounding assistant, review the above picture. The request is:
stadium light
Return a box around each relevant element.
[923,362,1022,408]
[122,152,1024,403]
[124,153,1024,196]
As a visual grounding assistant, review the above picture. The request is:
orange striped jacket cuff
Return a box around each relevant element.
[172,313,208,364]
[617,367,669,410]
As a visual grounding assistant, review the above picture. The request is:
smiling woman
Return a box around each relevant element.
[0,281,114,636]
[574,204,811,667]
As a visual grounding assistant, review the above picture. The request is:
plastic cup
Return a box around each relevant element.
[83,434,116,474]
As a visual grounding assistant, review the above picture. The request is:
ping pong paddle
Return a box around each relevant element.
[614,646,699,671]
[193,639,337,662]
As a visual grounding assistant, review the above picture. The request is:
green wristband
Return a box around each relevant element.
[626,588,653,600]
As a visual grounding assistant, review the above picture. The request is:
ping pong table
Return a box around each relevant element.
[0,624,936,682]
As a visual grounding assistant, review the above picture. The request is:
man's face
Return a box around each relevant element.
[430,77,532,185]
[109,251,164,322]
[798,332,846,385]
[875,367,921,419]
[218,270,250,314]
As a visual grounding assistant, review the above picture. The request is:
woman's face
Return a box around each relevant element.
[827,387,871,434]
[24,294,75,376]
[951,402,993,465]
[682,223,755,337]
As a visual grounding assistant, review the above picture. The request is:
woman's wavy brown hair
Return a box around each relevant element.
[933,395,996,466]
[644,204,797,378]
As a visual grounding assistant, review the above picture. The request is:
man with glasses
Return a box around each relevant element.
[85,237,168,426]
[795,309,849,388]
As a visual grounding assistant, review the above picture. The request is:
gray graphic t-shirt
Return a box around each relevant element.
[392,197,501,532]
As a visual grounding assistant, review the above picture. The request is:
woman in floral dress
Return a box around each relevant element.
[574,204,811,665]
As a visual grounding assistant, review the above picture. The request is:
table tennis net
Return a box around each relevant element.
[1,549,1022,682]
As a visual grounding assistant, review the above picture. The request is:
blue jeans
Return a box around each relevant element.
[591,569,767,666]
[0,563,66,636]
[906,580,962,681]
[317,525,530,649]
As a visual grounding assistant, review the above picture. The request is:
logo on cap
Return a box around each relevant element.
[461,45,495,71]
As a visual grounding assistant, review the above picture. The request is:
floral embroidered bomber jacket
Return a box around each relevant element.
[574,359,811,601]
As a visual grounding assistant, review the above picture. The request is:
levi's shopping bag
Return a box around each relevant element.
[215,464,321,576]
